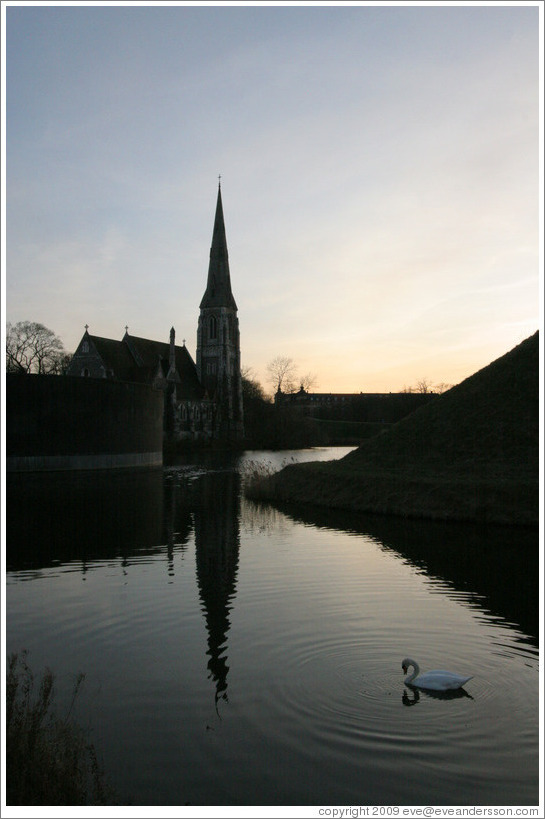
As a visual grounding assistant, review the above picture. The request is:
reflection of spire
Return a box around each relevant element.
[193,470,240,710]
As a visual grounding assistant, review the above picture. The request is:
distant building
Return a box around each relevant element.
[67,185,244,442]
[275,386,434,424]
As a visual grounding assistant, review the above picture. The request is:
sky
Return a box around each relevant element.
[3,2,542,394]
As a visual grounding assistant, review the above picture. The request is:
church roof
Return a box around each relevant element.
[84,332,204,399]
[199,185,238,311]
[88,336,138,381]
[125,334,204,399]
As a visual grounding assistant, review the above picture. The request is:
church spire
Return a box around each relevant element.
[196,184,244,440]
[199,183,237,310]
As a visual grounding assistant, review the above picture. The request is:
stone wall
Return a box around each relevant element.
[6,374,164,471]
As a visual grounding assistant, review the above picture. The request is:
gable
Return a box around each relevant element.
[67,334,135,380]
[90,336,138,380]
[124,335,205,398]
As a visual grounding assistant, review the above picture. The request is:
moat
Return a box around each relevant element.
[6,448,538,806]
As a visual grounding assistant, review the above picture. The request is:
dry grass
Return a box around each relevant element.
[6,651,116,806]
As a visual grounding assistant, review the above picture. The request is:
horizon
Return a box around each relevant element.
[53,320,539,399]
[3,3,541,394]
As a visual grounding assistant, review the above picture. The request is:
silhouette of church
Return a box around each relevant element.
[67,184,244,441]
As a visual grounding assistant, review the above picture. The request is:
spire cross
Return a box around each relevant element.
[218,174,221,187]
[84,324,89,332]
[125,325,129,333]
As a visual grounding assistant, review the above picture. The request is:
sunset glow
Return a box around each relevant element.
[4,3,541,394]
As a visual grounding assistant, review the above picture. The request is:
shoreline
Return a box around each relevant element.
[245,460,538,527]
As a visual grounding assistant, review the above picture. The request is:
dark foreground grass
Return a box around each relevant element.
[246,460,537,525]
[246,332,539,526]
[6,652,116,806]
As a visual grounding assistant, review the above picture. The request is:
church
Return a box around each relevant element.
[67,185,244,442]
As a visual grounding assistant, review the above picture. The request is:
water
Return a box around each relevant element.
[6,448,539,807]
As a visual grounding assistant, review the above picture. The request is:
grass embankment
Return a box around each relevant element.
[312,418,391,445]
[246,332,539,525]
[6,652,116,805]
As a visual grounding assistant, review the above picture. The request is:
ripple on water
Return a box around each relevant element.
[255,634,398,743]
[241,623,520,768]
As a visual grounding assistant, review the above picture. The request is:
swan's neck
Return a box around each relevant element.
[405,660,420,684]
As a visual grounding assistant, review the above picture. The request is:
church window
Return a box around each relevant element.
[81,368,90,377]
[209,316,217,340]
[82,341,89,353]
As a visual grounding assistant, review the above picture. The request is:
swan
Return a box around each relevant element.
[401,658,473,691]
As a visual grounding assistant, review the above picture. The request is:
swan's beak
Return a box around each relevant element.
[402,665,406,673]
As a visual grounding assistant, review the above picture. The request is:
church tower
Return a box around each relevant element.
[197,184,244,440]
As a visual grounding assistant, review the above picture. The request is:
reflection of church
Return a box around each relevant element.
[193,469,241,709]
[162,466,241,708]
[67,185,244,442]
[9,462,242,709]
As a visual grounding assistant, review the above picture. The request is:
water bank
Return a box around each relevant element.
[245,459,537,525]
[246,333,539,526]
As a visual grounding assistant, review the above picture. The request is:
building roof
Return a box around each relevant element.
[88,335,139,381]
[124,333,204,399]
[81,331,205,399]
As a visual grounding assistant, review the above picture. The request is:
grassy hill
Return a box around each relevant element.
[246,332,539,525]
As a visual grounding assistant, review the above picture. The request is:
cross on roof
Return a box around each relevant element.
[84,324,89,332]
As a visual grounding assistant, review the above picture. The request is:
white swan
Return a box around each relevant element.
[401,658,473,691]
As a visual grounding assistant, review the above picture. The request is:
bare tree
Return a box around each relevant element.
[49,351,73,375]
[434,382,454,394]
[241,366,268,402]
[400,378,435,394]
[401,378,455,394]
[6,321,67,374]
[414,377,434,394]
[299,372,318,392]
[266,356,298,394]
